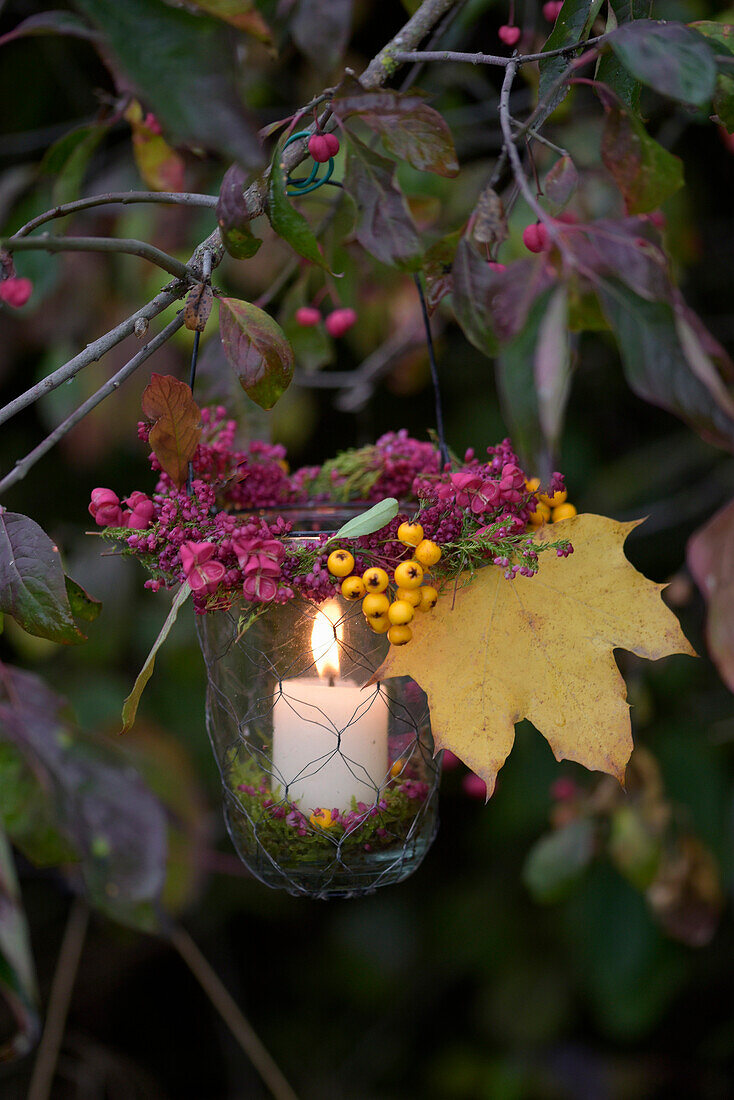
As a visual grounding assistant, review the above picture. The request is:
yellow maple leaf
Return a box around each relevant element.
[374,514,695,796]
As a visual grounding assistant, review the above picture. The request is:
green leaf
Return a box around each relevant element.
[291,0,353,73]
[598,280,734,451]
[0,512,83,644]
[595,0,647,111]
[422,229,461,315]
[342,135,422,271]
[121,584,191,735]
[1,666,167,930]
[534,286,572,456]
[217,164,263,260]
[0,742,76,866]
[333,85,459,177]
[75,0,262,166]
[64,576,102,624]
[601,105,684,214]
[41,122,109,207]
[331,498,400,540]
[523,819,595,903]
[608,806,660,889]
[0,824,39,1062]
[174,0,273,45]
[538,0,601,120]
[690,21,734,132]
[267,138,330,269]
[219,298,295,409]
[607,19,718,107]
[496,289,558,476]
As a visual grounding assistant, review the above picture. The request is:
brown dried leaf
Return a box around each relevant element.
[471,185,507,248]
[184,283,214,332]
[141,374,201,488]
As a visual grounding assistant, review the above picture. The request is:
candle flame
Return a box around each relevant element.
[311,600,342,679]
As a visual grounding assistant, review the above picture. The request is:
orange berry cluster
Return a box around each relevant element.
[326,522,440,646]
[524,479,577,527]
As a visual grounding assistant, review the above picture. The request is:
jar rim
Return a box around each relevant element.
[240,501,401,538]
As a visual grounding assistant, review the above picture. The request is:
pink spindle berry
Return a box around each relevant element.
[488,261,506,271]
[295,306,322,327]
[0,277,33,308]
[88,488,123,527]
[645,210,666,231]
[122,491,155,530]
[180,541,226,595]
[325,307,357,338]
[462,773,488,800]
[523,222,550,253]
[441,749,461,772]
[498,25,521,46]
[308,133,338,163]
[543,1,564,22]
[551,777,578,802]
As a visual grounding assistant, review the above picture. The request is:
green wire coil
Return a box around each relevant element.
[284,130,335,197]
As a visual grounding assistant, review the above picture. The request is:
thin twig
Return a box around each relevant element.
[2,233,194,281]
[0,314,184,496]
[169,924,300,1100]
[392,34,607,67]
[27,899,89,1100]
[14,191,218,238]
[513,118,569,158]
[0,282,185,427]
[498,63,552,228]
[414,275,449,466]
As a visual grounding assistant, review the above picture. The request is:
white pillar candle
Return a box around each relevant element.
[271,601,389,812]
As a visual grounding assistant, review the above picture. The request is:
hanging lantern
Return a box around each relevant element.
[195,509,440,898]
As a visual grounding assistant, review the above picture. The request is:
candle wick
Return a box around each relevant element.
[328,674,335,687]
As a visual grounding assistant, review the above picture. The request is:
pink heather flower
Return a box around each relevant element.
[88,487,124,527]
[180,541,226,594]
[122,491,155,530]
[0,277,33,308]
[462,773,488,800]
[325,308,357,338]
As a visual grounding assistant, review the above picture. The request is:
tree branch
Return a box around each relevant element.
[0,314,184,497]
[498,63,552,228]
[361,0,461,87]
[2,233,194,281]
[392,35,607,68]
[14,191,218,238]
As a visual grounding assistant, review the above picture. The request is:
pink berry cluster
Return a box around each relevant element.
[88,409,573,611]
[296,305,357,338]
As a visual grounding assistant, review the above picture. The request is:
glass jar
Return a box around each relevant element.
[195,509,440,898]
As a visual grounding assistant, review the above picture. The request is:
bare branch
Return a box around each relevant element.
[0,314,184,496]
[361,0,461,87]
[15,191,218,238]
[392,35,607,68]
[2,233,194,281]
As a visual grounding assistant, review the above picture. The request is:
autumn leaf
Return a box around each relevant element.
[124,100,185,193]
[141,374,201,488]
[184,283,213,332]
[218,298,295,410]
[374,514,694,796]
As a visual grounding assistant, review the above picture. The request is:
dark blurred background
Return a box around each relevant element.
[1,1,734,1097]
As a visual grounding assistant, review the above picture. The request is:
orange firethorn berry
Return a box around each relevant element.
[363,593,390,618]
[552,502,577,522]
[390,758,406,778]
[540,488,567,508]
[309,808,335,829]
[528,502,551,526]
[362,566,389,592]
[394,560,424,589]
[369,614,390,634]
[419,585,439,611]
[397,587,422,607]
[341,575,365,600]
[414,539,442,567]
[327,549,354,577]
[397,522,424,547]
[388,624,412,646]
[525,477,540,493]
[387,599,414,626]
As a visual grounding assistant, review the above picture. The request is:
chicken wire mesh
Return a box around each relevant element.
[196,583,440,899]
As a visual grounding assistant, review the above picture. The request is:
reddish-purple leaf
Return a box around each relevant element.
[217,163,263,260]
[0,512,83,644]
[422,230,461,315]
[343,136,422,270]
[141,374,202,489]
[334,86,459,177]
[601,104,684,214]
[688,496,734,694]
[544,155,578,209]
[219,298,295,410]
